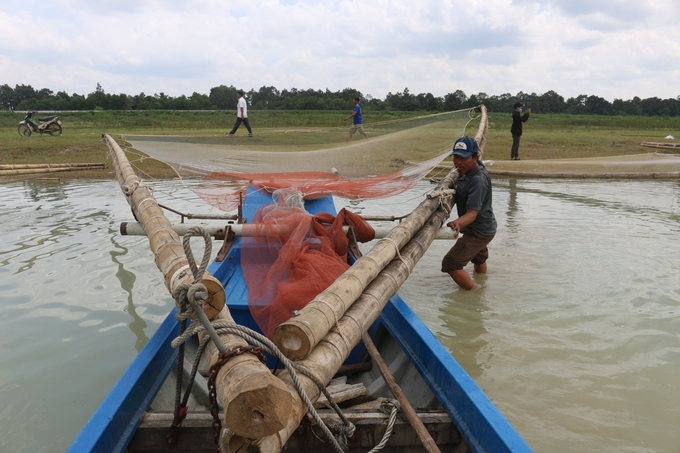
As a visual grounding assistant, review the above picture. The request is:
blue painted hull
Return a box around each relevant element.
[68,188,533,453]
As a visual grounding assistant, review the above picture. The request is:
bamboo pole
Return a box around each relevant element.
[361,331,441,453]
[121,221,459,240]
[226,183,455,453]
[474,104,488,160]
[200,308,293,439]
[271,107,488,361]
[103,133,293,438]
[103,133,224,317]
[0,163,106,170]
[0,164,106,176]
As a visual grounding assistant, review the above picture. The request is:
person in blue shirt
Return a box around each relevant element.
[343,97,369,140]
[442,136,497,290]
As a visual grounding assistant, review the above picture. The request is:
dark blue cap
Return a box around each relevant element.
[451,136,479,158]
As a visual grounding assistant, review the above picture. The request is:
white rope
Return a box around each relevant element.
[367,398,401,453]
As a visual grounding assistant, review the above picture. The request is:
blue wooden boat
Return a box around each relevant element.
[67,180,533,453]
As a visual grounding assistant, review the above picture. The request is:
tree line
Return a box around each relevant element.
[1,82,679,116]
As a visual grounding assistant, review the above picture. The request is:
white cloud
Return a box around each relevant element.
[0,0,678,101]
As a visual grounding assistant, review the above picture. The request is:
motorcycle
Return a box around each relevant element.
[18,111,62,137]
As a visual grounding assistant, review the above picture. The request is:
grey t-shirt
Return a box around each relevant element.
[455,162,497,236]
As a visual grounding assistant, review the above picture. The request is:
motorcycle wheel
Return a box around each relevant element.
[45,123,62,136]
[18,124,31,137]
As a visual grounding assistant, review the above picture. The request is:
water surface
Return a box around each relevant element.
[1,178,679,452]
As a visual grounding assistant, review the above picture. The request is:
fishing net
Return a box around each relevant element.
[242,189,375,338]
[123,108,477,211]
[125,107,478,336]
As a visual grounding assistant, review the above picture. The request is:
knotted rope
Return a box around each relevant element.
[427,188,455,218]
[367,399,401,453]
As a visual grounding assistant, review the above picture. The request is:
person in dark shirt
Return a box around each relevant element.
[510,102,531,160]
[441,136,497,290]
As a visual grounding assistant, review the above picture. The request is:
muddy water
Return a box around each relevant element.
[1,178,679,452]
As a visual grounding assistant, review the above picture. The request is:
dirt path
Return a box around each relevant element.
[487,153,680,173]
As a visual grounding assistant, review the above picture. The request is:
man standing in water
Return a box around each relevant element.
[442,137,497,290]
[343,97,369,140]
[510,102,531,160]
[227,89,253,137]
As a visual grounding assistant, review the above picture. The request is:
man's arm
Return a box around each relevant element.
[447,209,479,238]
[521,108,531,122]
[343,111,357,121]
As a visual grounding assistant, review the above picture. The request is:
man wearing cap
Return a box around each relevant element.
[442,136,497,290]
[227,89,253,137]
[510,102,530,160]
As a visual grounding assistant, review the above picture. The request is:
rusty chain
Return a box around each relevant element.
[207,345,267,448]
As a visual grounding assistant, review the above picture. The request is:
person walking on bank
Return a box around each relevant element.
[441,136,497,290]
[227,90,253,137]
[343,97,369,140]
[510,102,530,160]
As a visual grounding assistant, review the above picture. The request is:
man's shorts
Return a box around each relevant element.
[349,123,366,135]
[441,229,494,273]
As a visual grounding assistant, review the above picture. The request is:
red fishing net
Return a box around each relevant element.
[193,170,420,213]
[242,190,375,338]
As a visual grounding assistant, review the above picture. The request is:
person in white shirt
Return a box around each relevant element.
[227,89,253,137]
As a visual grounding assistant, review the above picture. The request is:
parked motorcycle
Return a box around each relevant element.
[18,111,62,137]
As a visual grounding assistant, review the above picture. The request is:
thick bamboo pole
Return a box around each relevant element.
[103,133,224,317]
[271,108,487,361]
[227,172,457,453]
[200,308,293,439]
[104,133,293,438]
[474,105,488,159]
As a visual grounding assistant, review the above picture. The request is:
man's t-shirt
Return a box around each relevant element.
[455,163,497,236]
[237,97,248,119]
[353,104,362,124]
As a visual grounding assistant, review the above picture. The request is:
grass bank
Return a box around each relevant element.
[1,110,679,180]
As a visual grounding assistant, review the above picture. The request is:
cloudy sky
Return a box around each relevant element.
[1,0,679,102]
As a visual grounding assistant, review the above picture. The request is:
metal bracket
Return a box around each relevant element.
[346,226,363,259]
[215,225,235,262]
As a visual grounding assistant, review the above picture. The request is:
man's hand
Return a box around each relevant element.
[447,220,461,239]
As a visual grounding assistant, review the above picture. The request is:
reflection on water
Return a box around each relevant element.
[109,230,149,351]
[1,178,679,453]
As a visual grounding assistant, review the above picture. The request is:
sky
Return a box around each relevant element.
[1,0,679,102]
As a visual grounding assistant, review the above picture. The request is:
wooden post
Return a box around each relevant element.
[270,109,490,361]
